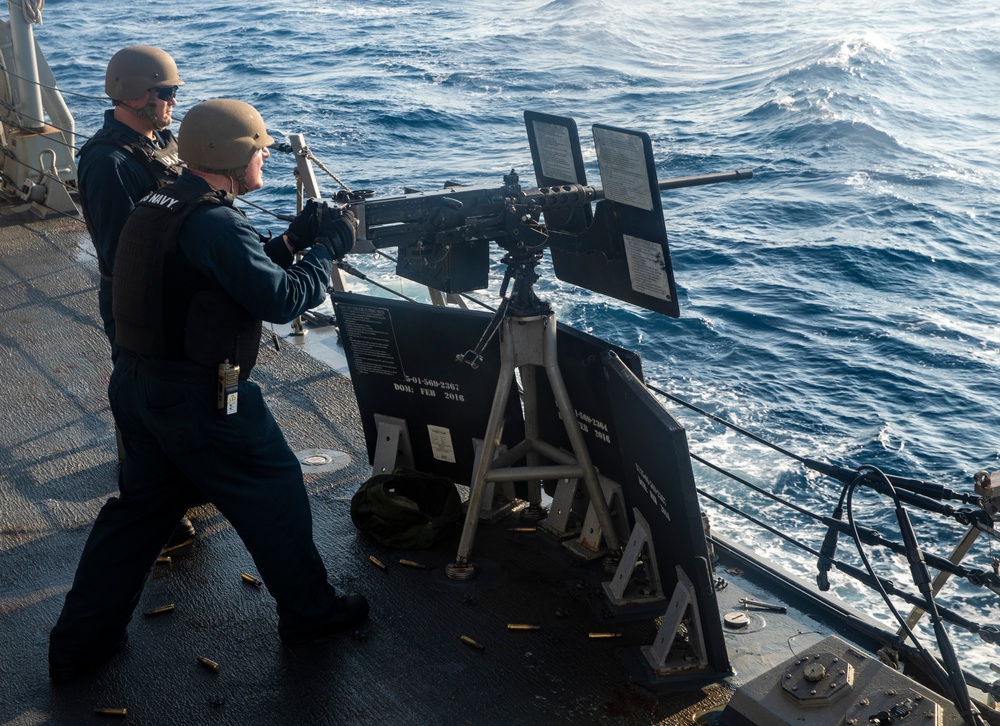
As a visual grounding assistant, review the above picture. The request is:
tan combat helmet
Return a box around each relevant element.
[177,99,275,194]
[105,46,184,127]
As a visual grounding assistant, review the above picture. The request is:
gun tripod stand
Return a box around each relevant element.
[445,249,624,580]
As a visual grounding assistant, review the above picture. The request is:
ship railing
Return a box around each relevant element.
[649,381,1000,718]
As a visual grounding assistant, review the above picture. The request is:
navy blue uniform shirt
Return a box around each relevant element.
[78,109,176,278]
[172,171,334,326]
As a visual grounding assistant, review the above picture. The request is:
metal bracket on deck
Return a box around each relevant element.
[538,477,584,539]
[5,132,80,219]
[371,414,415,476]
[640,565,709,676]
[602,508,666,607]
[563,476,625,560]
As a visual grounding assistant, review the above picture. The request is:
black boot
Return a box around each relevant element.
[280,594,370,646]
[49,633,128,684]
[160,516,196,555]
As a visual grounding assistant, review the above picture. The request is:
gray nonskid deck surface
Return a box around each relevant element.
[0,208,742,725]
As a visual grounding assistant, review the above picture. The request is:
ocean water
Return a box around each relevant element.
[38,0,1000,679]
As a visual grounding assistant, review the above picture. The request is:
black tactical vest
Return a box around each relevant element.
[78,127,184,277]
[113,182,262,378]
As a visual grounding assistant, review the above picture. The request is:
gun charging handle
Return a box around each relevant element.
[333,189,376,253]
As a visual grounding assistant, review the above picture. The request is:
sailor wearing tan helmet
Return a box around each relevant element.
[77,45,197,553]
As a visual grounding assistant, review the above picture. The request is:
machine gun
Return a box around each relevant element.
[332,167,751,300]
[327,111,752,318]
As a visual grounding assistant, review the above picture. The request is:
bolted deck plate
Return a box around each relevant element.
[296,448,352,473]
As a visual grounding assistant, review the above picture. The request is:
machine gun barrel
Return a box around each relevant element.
[591,167,754,201]
[524,168,754,209]
[656,167,753,192]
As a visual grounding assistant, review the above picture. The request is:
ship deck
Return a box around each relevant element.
[0,203,891,725]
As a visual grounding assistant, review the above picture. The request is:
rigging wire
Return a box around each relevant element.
[694,451,1000,629]
[235,195,292,222]
[305,148,352,193]
[692,453,822,522]
[335,260,418,303]
[696,448,996,588]
[0,59,106,101]
[847,466,985,725]
[694,485,986,632]
[648,382,808,465]
[268,140,353,193]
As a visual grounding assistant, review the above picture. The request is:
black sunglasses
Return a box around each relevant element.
[152,86,178,102]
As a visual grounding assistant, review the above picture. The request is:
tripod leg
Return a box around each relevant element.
[447,324,517,579]
[520,366,545,513]
[540,315,621,554]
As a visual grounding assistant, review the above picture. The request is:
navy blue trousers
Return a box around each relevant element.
[50,357,339,659]
[97,277,116,361]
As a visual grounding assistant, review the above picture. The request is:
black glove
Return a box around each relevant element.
[314,207,358,260]
[283,199,320,252]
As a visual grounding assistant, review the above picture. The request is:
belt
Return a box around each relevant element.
[117,349,216,385]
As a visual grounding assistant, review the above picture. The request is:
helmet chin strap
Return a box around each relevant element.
[227,149,262,196]
[144,99,169,130]
[227,168,249,196]
[115,94,167,130]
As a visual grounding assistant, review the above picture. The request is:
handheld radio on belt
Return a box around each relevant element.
[217,360,239,416]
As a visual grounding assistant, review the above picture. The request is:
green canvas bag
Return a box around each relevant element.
[350,468,462,550]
